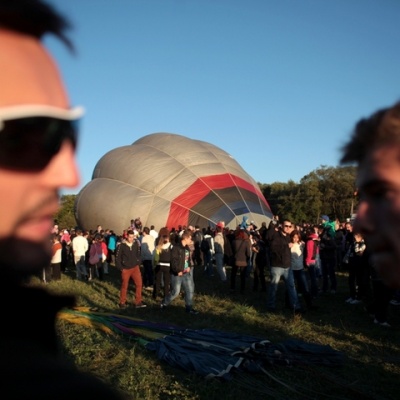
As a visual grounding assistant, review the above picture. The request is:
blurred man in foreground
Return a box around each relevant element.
[0,1,124,398]
[341,100,400,288]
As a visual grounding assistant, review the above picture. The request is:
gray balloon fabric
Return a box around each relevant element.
[75,132,272,233]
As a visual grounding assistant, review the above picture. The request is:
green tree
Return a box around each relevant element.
[261,166,357,224]
[54,195,77,229]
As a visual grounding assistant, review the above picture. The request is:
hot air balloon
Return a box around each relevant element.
[75,133,272,233]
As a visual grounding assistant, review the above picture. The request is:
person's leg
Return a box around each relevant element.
[215,253,226,281]
[230,264,238,290]
[298,269,313,308]
[119,269,130,305]
[52,263,61,281]
[153,265,161,299]
[163,274,182,306]
[147,260,154,287]
[162,266,171,298]
[240,267,247,293]
[75,256,83,280]
[348,262,356,299]
[183,271,195,311]
[205,251,214,276]
[253,263,260,291]
[307,265,318,297]
[283,268,301,310]
[97,261,104,281]
[328,258,337,291]
[320,258,329,292]
[131,266,143,305]
[267,267,282,310]
[259,263,267,291]
[374,280,393,324]
[103,260,109,274]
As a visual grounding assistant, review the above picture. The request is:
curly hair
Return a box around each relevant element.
[341,101,400,164]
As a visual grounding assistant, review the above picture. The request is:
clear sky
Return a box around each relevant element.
[44,0,400,195]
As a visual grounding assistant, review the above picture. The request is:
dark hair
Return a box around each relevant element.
[290,230,300,240]
[0,0,74,51]
[181,230,192,240]
[341,102,400,164]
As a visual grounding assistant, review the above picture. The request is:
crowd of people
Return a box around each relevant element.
[49,213,399,327]
[2,1,399,397]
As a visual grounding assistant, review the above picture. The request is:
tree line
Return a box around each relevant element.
[55,165,358,229]
[259,165,358,224]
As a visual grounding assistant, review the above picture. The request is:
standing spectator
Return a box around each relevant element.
[335,222,346,271]
[161,230,198,314]
[344,232,368,304]
[251,233,267,292]
[342,222,354,269]
[319,221,338,294]
[290,230,315,310]
[72,229,89,281]
[303,227,320,298]
[153,228,172,301]
[230,229,251,294]
[201,228,215,277]
[141,227,155,291]
[116,230,146,309]
[258,222,268,242]
[43,234,59,283]
[192,225,204,267]
[214,224,227,282]
[49,233,62,282]
[266,219,302,313]
[107,230,117,266]
[88,234,105,281]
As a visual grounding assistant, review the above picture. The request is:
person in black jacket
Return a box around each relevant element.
[319,225,337,294]
[265,219,302,313]
[161,230,199,314]
[116,230,146,309]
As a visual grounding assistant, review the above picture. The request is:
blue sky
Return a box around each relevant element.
[44,0,400,195]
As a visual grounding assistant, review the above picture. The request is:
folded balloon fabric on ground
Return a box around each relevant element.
[59,307,345,380]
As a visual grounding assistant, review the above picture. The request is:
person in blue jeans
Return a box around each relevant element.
[266,219,302,313]
[161,230,198,314]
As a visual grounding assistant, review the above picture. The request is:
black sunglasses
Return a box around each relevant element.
[0,116,78,172]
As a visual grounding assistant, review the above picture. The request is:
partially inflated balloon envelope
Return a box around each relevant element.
[75,133,273,233]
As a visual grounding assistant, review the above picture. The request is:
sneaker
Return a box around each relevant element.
[144,286,153,292]
[186,308,199,315]
[135,302,147,309]
[374,318,391,328]
[160,303,166,310]
[119,303,127,309]
[350,299,362,304]
[345,297,354,303]
[390,299,400,306]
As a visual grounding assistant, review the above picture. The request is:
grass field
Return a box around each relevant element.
[30,263,399,400]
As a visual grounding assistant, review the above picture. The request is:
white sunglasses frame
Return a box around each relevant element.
[0,104,84,130]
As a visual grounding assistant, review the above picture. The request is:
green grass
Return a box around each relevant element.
[30,265,400,400]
